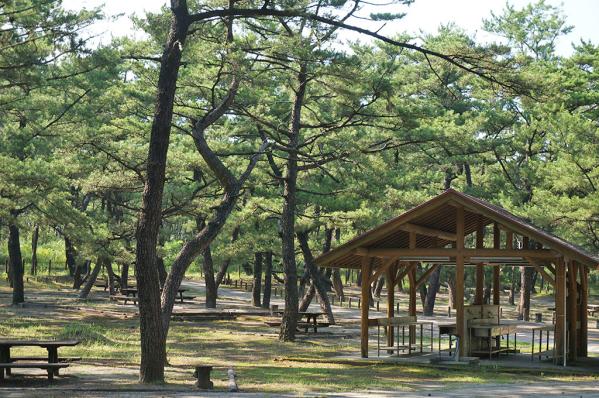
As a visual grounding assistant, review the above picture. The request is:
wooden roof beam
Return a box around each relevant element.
[399,223,457,241]
[362,248,559,259]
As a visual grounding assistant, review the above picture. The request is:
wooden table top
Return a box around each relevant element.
[121,288,186,293]
[0,339,80,348]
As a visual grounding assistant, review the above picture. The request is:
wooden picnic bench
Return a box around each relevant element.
[120,288,191,304]
[0,339,80,381]
[267,311,328,333]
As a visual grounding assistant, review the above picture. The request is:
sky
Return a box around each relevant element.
[62,0,599,56]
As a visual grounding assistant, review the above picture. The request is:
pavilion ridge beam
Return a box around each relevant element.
[398,223,457,241]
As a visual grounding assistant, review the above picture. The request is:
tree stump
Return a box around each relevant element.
[193,365,213,389]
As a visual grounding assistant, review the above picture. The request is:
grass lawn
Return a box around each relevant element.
[0,277,598,394]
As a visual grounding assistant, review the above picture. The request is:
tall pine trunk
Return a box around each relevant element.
[279,64,307,341]
[252,252,263,307]
[423,266,441,316]
[134,1,189,383]
[518,266,532,320]
[8,223,24,304]
[203,246,217,308]
[262,251,272,309]
[31,225,39,275]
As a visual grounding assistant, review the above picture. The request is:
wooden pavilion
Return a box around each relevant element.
[315,189,599,364]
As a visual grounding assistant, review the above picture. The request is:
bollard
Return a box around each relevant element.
[535,313,542,322]
[396,303,400,313]
[447,306,452,318]
[193,366,213,389]
[376,301,379,311]
[348,297,352,308]
[228,367,238,392]
[358,298,361,309]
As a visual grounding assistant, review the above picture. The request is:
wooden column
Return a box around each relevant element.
[408,232,417,344]
[386,265,395,348]
[567,260,578,361]
[492,223,501,305]
[360,257,372,358]
[474,219,484,305]
[554,258,566,365]
[456,206,466,356]
[578,264,588,357]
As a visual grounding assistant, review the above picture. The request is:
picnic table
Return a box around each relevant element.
[120,287,189,304]
[469,321,518,358]
[0,339,79,381]
[270,311,327,333]
[588,304,599,317]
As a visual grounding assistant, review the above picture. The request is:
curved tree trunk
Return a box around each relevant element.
[79,258,104,299]
[296,230,335,325]
[8,223,24,304]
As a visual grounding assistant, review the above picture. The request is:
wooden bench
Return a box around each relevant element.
[9,356,81,363]
[265,321,328,333]
[181,295,196,302]
[110,294,138,305]
[0,363,69,381]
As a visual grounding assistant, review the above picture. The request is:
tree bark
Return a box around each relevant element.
[518,266,532,320]
[121,263,129,289]
[509,266,516,305]
[216,226,240,288]
[374,276,385,298]
[8,223,24,304]
[262,251,272,309]
[156,256,167,288]
[447,274,456,309]
[252,252,263,307]
[202,246,217,308]
[31,225,39,275]
[64,236,77,277]
[79,258,104,299]
[296,230,335,324]
[423,266,441,316]
[279,64,307,341]
[106,261,118,295]
[134,0,190,383]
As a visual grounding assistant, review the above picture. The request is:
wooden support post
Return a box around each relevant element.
[456,206,466,356]
[386,265,395,348]
[554,258,566,365]
[567,260,578,361]
[492,223,501,305]
[408,264,416,344]
[360,257,372,358]
[408,232,417,345]
[474,219,484,305]
[578,264,588,357]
